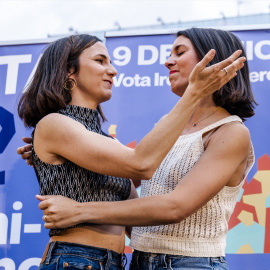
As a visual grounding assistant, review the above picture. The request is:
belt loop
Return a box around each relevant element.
[44,242,57,265]
[136,250,140,268]
[105,250,112,270]
[220,256,225,263]
[121,253,127,270]
[161,254,167,269]
[168,257,173,270]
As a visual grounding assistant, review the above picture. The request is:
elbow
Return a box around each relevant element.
[165,198,190,224]
[140,169,155,180]
[136,168,155,180]
[132,162,156,180]
[168,209,186,224]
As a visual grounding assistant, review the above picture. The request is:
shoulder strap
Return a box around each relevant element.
[200,115,242,136]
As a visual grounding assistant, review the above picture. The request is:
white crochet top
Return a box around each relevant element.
[130,115,255,257]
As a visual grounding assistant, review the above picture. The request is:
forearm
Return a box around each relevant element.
[133,90,200,177]
[79,194,182,227]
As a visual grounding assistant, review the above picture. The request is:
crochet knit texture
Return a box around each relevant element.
[130,115,254,257]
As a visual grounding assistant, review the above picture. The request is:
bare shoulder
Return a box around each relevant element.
[36,113,83,138]
[38,113,75,126]
[208,120,251,155]
[217,120,250,140]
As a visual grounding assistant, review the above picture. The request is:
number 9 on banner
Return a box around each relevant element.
[113,46,131,66]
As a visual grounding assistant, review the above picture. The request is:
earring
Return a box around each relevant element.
[63,78,77,90]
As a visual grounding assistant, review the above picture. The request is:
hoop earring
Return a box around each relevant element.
[63,78,77,90]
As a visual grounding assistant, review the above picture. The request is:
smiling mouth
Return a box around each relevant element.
[104,80,112,85]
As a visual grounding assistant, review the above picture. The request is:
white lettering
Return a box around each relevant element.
[255,40,270,60]
[123,77,134,87]
[160,44,172,64]
[23,54,42,93]
[0,201,42,245]
[134,74,141,87]
[113,46,131,66]
[0,258,15,270]
[154,73,170,86]
[140,76,151,87]
[250,72,259,82]
[114,73,151,87]
[250,70,270,82]
[114,73,124,87]
[0,258,41,270]
[243,40,270,60]
[18,258,41,270]
[245,41,253,61]
[138,45,158,65]
[10,201,23,244]
[0,213,8,244]
[0,55,32,95]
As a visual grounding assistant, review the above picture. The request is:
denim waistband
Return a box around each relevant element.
[132,249,226,264]
[131,250,228,270]
[44,241,127,268]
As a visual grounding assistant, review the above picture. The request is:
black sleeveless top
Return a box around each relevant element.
[32,105,131,236]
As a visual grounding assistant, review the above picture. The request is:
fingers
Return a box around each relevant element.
[36,194,52,201]
[17,143,33,165]
[17,145,31,155]
[42,214,54,229]
[22,137,32,144]
[223,56,246,75]
[195,49,216,71]
[214,50,244,72]
[38,199,50,210]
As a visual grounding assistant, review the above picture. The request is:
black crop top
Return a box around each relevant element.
[32,105,131,236]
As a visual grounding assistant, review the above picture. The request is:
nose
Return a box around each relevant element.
[107,64,117,77]
[165,56,176,69]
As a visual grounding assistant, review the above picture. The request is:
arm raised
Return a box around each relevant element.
[38,122,252,229]
[31,50,246,180]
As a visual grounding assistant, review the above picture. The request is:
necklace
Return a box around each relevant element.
[192,109,219,127]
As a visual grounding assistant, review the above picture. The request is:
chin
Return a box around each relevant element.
[100,93,112,103]
[171,86,185,97]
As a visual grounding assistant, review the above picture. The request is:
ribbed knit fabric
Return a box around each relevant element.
[130,115,255,257]
[32,105,131,236]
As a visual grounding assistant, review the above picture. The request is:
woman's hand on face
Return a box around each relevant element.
[17,137,33,166]
[187,49,246,99]
[36,194,81,229]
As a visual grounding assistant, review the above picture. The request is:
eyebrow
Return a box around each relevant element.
[95,54,107,59]
[174,44,186,52]
[169,44,186,57]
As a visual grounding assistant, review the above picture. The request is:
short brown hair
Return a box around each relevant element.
[18,34,107,127]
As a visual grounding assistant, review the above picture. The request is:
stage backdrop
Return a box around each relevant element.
[0,28,269,269]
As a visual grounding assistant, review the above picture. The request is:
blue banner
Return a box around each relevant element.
[0,29,269,269]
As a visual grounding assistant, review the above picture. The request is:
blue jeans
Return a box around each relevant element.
[129,250,229,270]
[39,241,127,270]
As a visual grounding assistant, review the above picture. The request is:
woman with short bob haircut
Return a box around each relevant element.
[177,28,255,120]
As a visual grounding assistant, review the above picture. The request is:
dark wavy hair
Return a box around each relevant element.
[18,34,107,127]
[177,28,257,121]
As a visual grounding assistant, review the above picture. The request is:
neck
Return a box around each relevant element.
[68,95,98,111]
[188,96,221,128]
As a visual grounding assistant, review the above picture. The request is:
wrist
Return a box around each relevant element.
[77,202,87,223]
[182,85,202,105]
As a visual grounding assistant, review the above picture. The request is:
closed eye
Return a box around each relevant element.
[95,59,103,64]
[177,51,185,56]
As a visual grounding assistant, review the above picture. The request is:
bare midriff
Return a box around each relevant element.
[50,224,126,253]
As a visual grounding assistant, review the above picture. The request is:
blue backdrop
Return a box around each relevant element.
[0,29,269,269]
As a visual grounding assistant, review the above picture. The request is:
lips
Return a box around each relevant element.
[104,80,112,85]
[103,80,113,89]
[169,70,179,75]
